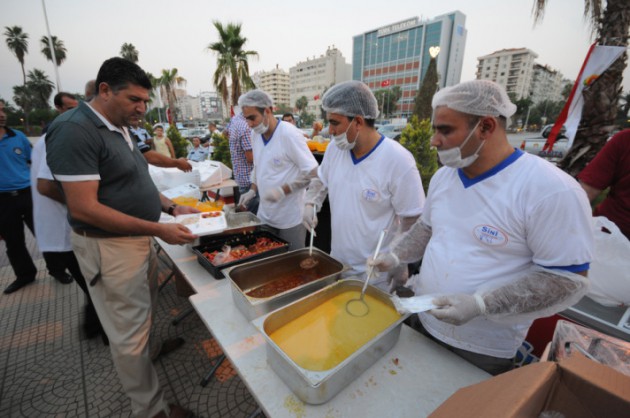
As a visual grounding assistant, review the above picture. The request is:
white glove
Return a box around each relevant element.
[429,294,486,325]
[238,189,256,208]
[302,204,318,232]
[263,187,285,203]
[367,252,400,272]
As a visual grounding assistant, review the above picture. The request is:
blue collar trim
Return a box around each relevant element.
[458,148,524,188]
[263,118,281,146]
[538,262,590,273]
[351,134,385,165]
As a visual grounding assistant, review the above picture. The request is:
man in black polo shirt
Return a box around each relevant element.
[0,100,38,294]
[47,58,196,418]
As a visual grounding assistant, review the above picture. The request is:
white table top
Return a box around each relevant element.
[157,240,490,417]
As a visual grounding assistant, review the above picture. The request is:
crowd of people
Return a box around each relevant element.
[1,55,628,417]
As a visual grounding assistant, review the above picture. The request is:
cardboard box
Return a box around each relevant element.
[430,352,630,418]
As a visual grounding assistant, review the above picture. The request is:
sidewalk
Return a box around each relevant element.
[0,230,261,417]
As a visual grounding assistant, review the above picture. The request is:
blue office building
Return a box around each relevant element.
[352,11,467,118]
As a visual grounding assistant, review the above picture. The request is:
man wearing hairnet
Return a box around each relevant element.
[237,90,318,250]
[295,80,425,291]
[370,80,593,375]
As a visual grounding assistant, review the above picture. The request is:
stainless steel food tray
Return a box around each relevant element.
[224,211,263,234]
[252,279,408,404]
[224,248,345,320]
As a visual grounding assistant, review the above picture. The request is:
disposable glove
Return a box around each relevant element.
[367,252,400,273]
[302,204,318,232]
[429,294,486,325]
[238,189,256,208]
[263,187,285,203]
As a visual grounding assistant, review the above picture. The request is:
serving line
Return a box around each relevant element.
[156,239,490,417]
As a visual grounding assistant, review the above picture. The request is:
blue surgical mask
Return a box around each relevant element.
[437,121,483,168]
[332,119,357,151]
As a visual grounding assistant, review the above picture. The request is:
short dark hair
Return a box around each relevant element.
[282,113,294,121]
[53,92,76,108]
[95,57,152,94]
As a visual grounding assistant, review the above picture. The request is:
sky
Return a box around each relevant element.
[1,0,629,107]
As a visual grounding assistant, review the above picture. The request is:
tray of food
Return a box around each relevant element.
[191,230,289,279]
[252,279,408,404]
[223,248,345,320]
[173,211,227,236]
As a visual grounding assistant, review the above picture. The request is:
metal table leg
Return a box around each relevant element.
[200,353,226,387]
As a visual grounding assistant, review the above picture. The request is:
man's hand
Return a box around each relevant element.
[367,252,399,272]
[158,223,197,245]
[429,294,486,325]
[173,205,200,216]
[175,158,192,172]
[302,204,318,232]
[238,189,256,209]
[264,187,286,203]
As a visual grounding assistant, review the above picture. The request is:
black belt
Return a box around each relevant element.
[0,187,30,197]
[72,228,127,239]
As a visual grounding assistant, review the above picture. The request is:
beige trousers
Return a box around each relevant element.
[71,232,168,418]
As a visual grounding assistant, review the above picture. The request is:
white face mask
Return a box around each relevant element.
[332,119,357,151]
[253,115,268,135]
[437,121,483,168]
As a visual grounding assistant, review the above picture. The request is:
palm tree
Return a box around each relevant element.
[40,35,67,66]
[207,21,258,112]
[120,43,139,63]
[27,69,54,109]
[295,96,308,113]
[4,26,29,85]
[158,68,186,124]
[533,0,630,176]
[13,85,35,133]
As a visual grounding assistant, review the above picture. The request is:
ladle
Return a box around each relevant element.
[299,205,319,269]
[345,229,386,317]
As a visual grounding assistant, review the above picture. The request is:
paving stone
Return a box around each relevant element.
[0,230,261,417]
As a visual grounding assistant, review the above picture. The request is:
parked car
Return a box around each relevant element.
[377,123,407,141]
[519,124,569,161]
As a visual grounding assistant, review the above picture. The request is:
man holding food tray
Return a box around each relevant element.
[47,57,197,418]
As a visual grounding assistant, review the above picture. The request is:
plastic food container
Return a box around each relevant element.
[191,230,289,279]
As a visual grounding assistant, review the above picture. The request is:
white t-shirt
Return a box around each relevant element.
[30,137,73,252]
[412,150,593,358]
[253,120,318,229]
[318,136,425,289]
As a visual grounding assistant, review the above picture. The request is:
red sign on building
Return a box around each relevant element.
[381,80,391,87]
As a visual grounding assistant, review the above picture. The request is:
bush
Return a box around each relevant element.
[166,124,189,158]
[211,132,232,169]
[399,116,438,195]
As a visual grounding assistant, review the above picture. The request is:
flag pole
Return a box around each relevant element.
[41,0,61,92]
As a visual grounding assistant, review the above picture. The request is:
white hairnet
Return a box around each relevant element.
[432,80,516,118]
[238,89,273,108]
[322,80,380,119]
[153,123,164,130]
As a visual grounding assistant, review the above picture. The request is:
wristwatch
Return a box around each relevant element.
[167,204,177,216]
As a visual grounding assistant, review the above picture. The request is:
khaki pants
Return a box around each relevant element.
[71,232,167,418]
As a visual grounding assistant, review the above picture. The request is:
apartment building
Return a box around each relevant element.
[529,63,564,104]
[252,66,291,107]
[476,48,538,99]
[352,11,467,117]
[289,46,352,115]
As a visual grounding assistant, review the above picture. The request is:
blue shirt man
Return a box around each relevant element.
[0,100,38,294]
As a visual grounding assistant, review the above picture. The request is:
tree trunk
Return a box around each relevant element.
[558,0,630,177]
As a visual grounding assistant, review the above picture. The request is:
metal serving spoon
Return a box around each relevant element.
[345,229,386,317]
